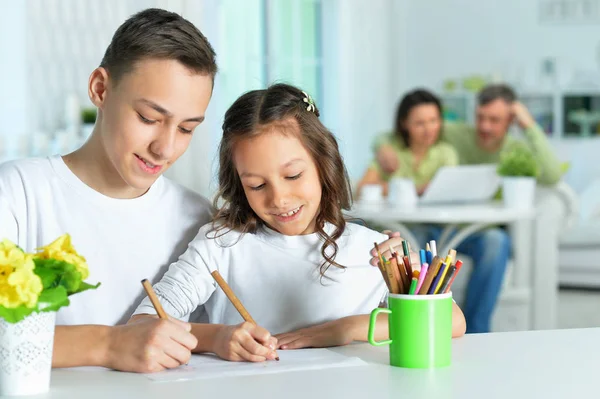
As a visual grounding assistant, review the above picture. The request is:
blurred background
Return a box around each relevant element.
[2,0,600,329]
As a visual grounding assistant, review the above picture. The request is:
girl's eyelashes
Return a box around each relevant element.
[246,172,302,191]
[179,127,193,134]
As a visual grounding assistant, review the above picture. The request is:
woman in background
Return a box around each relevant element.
[357,89,458,197]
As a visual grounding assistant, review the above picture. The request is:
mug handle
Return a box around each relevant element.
[368,308,392,346]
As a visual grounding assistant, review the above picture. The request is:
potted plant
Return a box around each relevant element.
[497,141,540,209]
[80,107,97,140]
[0,235,99,396]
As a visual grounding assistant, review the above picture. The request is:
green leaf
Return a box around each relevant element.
[0,305,37,324]
[72,281,101,295]
[38,286,69,310]
[34,266,62,289]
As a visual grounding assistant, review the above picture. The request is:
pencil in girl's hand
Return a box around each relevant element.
[444,260,463,294]
[210,270,279,361]
[141,279,168,319]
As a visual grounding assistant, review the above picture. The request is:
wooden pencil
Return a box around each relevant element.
[141,279,168,319]
[417,256,442,295]
[383,259,400,294]
[391,252,408,294]
[211,270,279,361]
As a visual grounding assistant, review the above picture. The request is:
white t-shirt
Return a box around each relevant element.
[134,222,388,334]
[0,156,213,325]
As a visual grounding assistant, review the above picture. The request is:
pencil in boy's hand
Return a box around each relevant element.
[141,279,168,319]
[210,270,279,361]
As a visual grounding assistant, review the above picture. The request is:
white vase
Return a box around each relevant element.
[0,311,56,396]
[502,177,536,210]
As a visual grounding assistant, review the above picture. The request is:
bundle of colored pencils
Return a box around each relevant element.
[374,240,462,295]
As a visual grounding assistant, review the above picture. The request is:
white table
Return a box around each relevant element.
[42,328,598,398]
[347,201,540,331]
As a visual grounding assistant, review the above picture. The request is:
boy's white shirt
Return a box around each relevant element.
[134,222,388,334]
[0,156,213,325]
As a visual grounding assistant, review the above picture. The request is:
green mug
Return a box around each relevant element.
[368,292,452,368]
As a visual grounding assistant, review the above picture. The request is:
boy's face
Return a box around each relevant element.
[234,123,322,236]
[95,59,213,193]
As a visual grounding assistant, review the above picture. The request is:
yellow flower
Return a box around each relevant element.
[0,240,43,308]
[36,234,89,280]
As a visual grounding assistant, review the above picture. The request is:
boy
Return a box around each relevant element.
[0,8,216,372]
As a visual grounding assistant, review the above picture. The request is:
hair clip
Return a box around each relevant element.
[302,91,316,113]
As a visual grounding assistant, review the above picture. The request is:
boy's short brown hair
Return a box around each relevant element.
[100,8,217,85]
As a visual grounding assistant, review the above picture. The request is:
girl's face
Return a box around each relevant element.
[233,123,322,236]
[404,103,442,149]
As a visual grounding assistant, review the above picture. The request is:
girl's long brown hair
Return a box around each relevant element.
[212,83,353,277]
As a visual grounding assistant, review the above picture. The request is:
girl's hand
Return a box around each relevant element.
[212,322,278,362]
[370,231,420,270]
[275,318,357,350]
[376,144,399,174]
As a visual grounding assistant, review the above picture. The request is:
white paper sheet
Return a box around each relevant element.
[145,348,367,382]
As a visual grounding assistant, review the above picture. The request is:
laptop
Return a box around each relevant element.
[419,164,501,205]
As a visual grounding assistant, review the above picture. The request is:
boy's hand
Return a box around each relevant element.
[108,315,197,373]
[212,322,277,362]
[376,144,399,174]
[275,318,357,350]
[370,231,420,269]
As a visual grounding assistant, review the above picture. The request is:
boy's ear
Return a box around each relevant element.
[88,67,110,108]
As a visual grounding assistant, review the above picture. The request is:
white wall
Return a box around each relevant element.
[321,0,402,181]
[402,0,600,91]
[0,2,28,140]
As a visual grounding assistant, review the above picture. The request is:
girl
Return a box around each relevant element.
[357,89,458,196]
[132,84,465,363]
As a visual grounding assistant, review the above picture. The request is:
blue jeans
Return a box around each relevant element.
[410,225,511,334]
